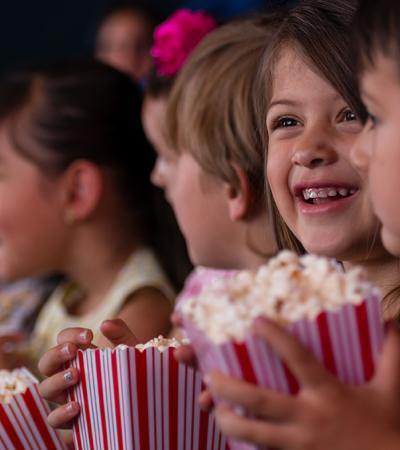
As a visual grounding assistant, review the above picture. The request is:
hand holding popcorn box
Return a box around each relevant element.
[0,368,67,450]
[68,336,228,450]
[180,251,385,450]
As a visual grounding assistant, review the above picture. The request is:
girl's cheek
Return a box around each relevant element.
[266,156,281,193]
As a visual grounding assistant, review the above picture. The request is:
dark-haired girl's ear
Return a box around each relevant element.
[60,160,104,224]
[224,162,252,222]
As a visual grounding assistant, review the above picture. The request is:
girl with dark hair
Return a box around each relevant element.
[0,60,175,369]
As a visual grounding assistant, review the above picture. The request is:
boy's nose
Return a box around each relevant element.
[351,125,370,171]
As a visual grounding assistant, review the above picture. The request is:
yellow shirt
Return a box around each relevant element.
[30,248,175,361]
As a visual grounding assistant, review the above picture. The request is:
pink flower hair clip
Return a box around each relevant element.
[151,9,217,77]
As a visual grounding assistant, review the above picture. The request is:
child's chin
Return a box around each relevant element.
[301,235,350,259]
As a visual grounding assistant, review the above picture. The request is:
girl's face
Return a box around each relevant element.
[142,96,236,267]
[0,126,66,280]
[96,11,153,80]
[266,48,381,261]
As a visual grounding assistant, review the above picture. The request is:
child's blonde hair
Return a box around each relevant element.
[166,14,282,206]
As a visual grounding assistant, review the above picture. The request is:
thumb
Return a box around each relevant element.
[171,311,183,327]
[100,319,139,347]
[373,321,400,394]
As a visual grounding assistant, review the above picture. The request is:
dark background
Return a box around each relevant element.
[0,0,292,75]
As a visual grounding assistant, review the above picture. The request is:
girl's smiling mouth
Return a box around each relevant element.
[293,183,360,215]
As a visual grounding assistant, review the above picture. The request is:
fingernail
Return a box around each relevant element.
[66,402,78,416]
[63,371,73,383]
[255,316,269,325]
[79,330,89,343]
[253,316,269,331]
[61,344,71,357]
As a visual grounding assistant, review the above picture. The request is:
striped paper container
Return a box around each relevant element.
[67,346,229,450]
[0,368,67,450]
[182,291,384,450]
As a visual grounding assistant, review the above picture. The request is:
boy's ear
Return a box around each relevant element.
[60,160,104,223]
[224,162,252,222]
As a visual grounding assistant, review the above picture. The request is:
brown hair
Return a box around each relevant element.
[255,0,366,253]
[166,14,282,207]
[353,0,400,74]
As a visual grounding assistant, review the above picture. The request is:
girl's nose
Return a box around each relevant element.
[291,132,338,168]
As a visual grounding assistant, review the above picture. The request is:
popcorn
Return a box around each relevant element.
[182,251,379,343]
[134,335,189,352]
[69,336,227,450]
[0,368,67,449]
[181,251,384,450]
[0,369,32,403]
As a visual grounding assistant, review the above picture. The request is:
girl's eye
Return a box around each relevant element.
[341,109,357,122]
[273,117,300,129]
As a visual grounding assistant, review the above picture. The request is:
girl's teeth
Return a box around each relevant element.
[302,187,357,201]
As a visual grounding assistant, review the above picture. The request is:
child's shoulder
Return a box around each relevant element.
[115,247,176,301]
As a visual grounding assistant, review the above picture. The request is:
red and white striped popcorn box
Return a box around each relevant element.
[67,346,229,450]
[182,291,384,450]
[0,368,67,450]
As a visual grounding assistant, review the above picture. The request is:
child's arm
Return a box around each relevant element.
[38,319,138,429]
[206,319,400,450]
[95,287,173,348]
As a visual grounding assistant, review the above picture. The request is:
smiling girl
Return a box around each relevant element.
[261,0,400,319]
[206,1,400,449]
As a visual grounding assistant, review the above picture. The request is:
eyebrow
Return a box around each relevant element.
[268,99,302,109]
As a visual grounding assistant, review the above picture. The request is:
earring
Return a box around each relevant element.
[64,210,76,225]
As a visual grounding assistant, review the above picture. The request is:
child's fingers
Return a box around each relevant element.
[214,403,291,449]
[206,370,295,420]
[38,343,79,377]
[374,321,400,394]
[39,368,80,403]
[100,319,138,347]
[173,344,198,369]
[170,311,183,327]
[253,317,334,388]
[56,328,93,349]
[47,402,80,430]
[199,388,214,412]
